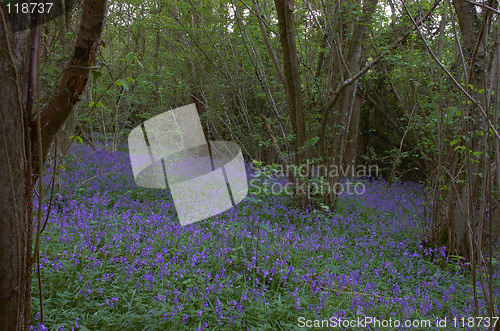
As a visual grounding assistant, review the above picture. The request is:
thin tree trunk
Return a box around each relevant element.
[274,0,307,204]
[252,0,285,86]
[447,0,486,256]
[344,90,362,166]
[274,0,305,157]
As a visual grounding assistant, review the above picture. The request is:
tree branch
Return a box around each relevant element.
[319,0,442,158]
[402,0,500,142]
[30,0,109,173]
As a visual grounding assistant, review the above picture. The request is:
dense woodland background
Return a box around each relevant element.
[1,0,500,329]
[56,0,498,260]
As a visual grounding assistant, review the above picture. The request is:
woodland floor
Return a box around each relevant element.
[30,144,499,330]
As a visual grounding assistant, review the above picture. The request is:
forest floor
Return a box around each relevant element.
[30,144,499,330]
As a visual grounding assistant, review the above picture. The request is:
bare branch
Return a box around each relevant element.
[401,0,500,142]
[463,0,500,15]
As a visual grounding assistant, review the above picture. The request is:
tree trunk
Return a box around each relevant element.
[0,0,108,328]
[448,0,485,256]
[274,0,306,204]
[323,0,377,203]
[344,91,362,166]
[274,0,305,165]
[0,9,31,329]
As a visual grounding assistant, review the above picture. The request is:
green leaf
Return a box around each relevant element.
[125,53,135,62]
[69,135,83,144]
[118,79,130,90]
[91,70,102,81]
[89,101,104,108]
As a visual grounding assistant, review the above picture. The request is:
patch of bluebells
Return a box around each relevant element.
[30,144,499,330]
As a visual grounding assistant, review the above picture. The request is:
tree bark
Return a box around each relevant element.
[31,0,109,171]
[0,7,31,329]
[344,91,362,165]
[274,0,305,164]
[252,0,285,87]
[335,0,377,167]
[0,0,108,328]
[447,0,485,257]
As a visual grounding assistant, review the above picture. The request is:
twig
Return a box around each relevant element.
[463,0,500,15]
[262,115,290,166]
[41,137,58,234]
[387,99,418,188]
[319,0,443,156]
[401,0,500,143]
